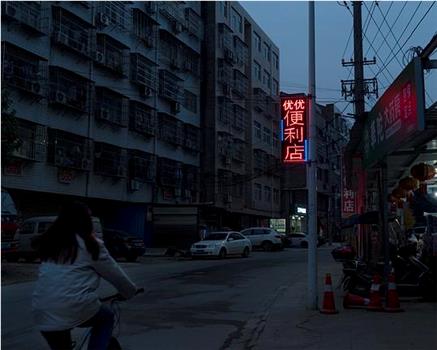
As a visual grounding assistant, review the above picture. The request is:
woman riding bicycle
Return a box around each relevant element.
[32,201,139,350]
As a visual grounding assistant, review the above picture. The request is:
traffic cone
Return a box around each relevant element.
[385,272,404,312]
[343,292,370,309]
[320,273,338,314]
[367,274,383,311]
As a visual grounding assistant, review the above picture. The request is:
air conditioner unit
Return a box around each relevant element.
[224,193,232,203]
[174,187,182,197]
[142,86,152,97]
[5,4,17,18]
[129,179,141,191]
[98,12,110,26]
[95,51,105,63]
[172,102,181,114]
[173,22,183,34]
[56,91,66,103]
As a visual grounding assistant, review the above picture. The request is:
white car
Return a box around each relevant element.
[190,231,252,258]
[14,216,103,261]
[240,227,283,251]
[289,232,308,247]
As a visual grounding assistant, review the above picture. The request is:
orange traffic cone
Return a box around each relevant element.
[343,292,370,309]
[385,272,404,312]
[320,273,338,314]
[367,274,383,311]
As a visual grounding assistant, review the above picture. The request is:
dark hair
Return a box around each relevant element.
[36,201,100,264]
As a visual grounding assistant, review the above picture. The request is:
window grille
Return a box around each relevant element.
[128,150,155,182]
[2,43,47,97]
[185,7,201,37]
[132,8,155,46]
[159,1,185,26]
[218,169,232,193]
[183,90,197,113]
[96,2,131,30]
[94,142,125,177]
[232,105,246,132]
[233,36,248,69]
[184,124,200,152]
[218,97,233,125]
[130,53,156,90]
[47,128,91,171]
[218,59,232,85]
[2,2,45,34]
[10,120,46,162]
[158,113,184,146]
[159,70,183,102]
[95,34,129,76]
[158,157,182,187]
[95,87,128,127]
[253,88,267,112]
[232,69,248,97]
[253,149,268,172]
[232,173,243,198]
[218,23,233,51]
[49,67,90,113]
[129,101,156,137]
[52,7,91,57]
[232,139,245,162]
[182,164,199,191]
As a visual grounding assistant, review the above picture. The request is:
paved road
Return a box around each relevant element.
[2,248,331,350]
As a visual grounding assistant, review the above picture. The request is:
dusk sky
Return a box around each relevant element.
[241,1,437,115]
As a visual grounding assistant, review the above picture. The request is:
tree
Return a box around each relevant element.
[1,89,22,162]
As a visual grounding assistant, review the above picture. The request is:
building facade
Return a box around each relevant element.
[200,1,281,230]
[280,99,349,239]
[2,1,280,245]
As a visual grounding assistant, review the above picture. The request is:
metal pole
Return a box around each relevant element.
[353,1,365,118]
[307,0,318,310]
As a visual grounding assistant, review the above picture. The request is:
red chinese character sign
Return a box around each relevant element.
[281,96,308,163]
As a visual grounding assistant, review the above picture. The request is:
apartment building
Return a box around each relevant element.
[200,2,281,229]
[280,99,350,239]
[1,1,203,245]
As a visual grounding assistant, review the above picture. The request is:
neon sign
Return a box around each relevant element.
[281,96,308,163]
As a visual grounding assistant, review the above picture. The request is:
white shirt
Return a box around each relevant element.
[32,235,137,331]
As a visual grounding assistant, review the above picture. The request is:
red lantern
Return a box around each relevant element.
[410,163,436,181]
[399,176,419,191]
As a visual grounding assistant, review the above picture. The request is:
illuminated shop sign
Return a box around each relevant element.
[281,96,308,163]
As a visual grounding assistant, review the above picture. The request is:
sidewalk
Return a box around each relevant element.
[252,258,437,350]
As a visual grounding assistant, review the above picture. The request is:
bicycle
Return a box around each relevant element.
[73,288,144,350]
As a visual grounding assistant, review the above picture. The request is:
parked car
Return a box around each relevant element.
[103,229,145,262]
[288,232,326,248]
[14,216,103,261]
[240,227,283,251]
[190,231,251,258]
[1,188,20,262]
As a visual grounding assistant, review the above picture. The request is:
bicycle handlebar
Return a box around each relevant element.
[100,287,144,302]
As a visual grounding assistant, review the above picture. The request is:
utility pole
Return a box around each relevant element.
[307,0,318,310]
[353,1,365,119]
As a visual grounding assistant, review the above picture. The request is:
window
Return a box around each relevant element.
[272,79,279,96]
[184,90,197,113]
[254,121,261,140]
[254,32,261,52]
[263,42,270,61]
[263,127,271,145]
[254,183,262,200]
[264,186,271,201]
[231,7,242,33]
[273,52,279,70]
[219,1,228,18]
[263,70,270,87]
[273,131,279,148]
[273,188,280,203]
[254,61,261,81]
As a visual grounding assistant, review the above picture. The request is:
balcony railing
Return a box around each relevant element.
[158,157,182,187]
[2,2,45,34]
[158,113,184,146]
[96,2,131,29]
[232,139,245,163]
[183,124,200,152]
[129,101,156,137]
[159,1,185,27]
[182,164,199,191]
[131,53,156,91]
[159,70,183,102]
[95,34,129,76]
[232,105,246,132]
[232,70,248,97]
[185,7,201,38]
[49,67,90,113]
[10,121,46,162]
[128,151,156,182]
[133,8,156,47]
[218,97,233,125]
[253,88,267,112]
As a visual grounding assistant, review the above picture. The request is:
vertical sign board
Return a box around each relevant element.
[341,154,357,217]
[363,57,425,167]
[281,96,308,164]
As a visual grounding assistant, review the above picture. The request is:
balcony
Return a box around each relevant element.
[95,87,129,127]
[218,97,233,126]
[2,43,47,98]
[132,8,157,47]
[94,142,125,178]
[51,7,91,58]
[9,120,46,162]
[95,34,129,76]
[130,53,156,94]
[158,157,182,188]
[232,105,246,132]
[185,7,202,38]
[218,59,232,85]
[183,164,199,192]
[232,139,245,163]
[232,69,248,97]
[128,150,156,182]
[233,35,249,70]
[253,88,268,112]
[218,23,233,53]
[95,2,131,30]
[2,2,45,34]
[49,67,91,113]
[253,149,268,172]
[47,129,91,171]
[129,101,156,137]
[159,69,183,103]
[158,113,184,147]
[183,124,200,152]
[159,2,185,29]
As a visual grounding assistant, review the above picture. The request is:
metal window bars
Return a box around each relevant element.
[159,1,186,28]
[182,164,199,191]
[130,53,156,90]
[95,87,128,127]
[233,36,248,70]
[2,2,46,34]
[96,2,131,30]
[158,157,182,187]
[10,121,46,162]
[132,8,156,46]
[158,113,184,146]
[184,124,200,151]
[253,88,268,112]
[218,97,233,126]
[185,7,201,38]
[232,69,248,97]
[95,35,129,76]
[159,70,183,102]
[232,105,246,132]
[129,101,156,136]
[128,151,156,182]
[94,143,125,177]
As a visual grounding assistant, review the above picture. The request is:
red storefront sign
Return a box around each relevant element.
[342,188,356,215]
[281,96,308,163]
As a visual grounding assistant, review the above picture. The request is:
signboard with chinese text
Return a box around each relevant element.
[342,188,356,216]
[363,57,425,167]
[281,96,308,163]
